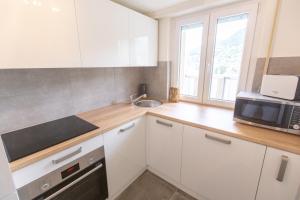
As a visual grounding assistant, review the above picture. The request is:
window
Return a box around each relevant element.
[179,23,203,97]
[209,13,248,102]
[175,3,258,108]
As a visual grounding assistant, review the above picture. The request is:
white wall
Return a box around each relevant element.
[246,0,300,89]
[149,0,248,18]
[158,18,171,61]
[249,0,300,58]
[246,0,277,90]
[272,0,300,57]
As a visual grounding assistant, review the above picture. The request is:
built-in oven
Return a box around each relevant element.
[17,147,108,200]
[234,92,300,135]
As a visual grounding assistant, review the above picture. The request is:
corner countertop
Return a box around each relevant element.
[9,102,300,172]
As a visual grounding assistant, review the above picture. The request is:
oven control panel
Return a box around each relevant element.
[61,163,80,179]
[17,146,105,200]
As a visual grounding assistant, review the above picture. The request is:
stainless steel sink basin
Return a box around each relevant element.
[134,99,162,107]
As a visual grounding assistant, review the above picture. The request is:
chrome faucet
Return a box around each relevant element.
[130,94,147,104]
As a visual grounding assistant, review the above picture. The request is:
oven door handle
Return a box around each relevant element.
[44,163,103,200]
[52,147,82,165]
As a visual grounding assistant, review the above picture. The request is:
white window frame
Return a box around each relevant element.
[174,15,209,103]
[172,2,258,108]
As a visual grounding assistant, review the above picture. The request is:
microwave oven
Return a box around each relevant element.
[234,92,300,135]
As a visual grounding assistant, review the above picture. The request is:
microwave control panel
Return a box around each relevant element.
[290,106,300,130]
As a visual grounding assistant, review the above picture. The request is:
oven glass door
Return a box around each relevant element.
[234,99,292,128]
[34,159,108,200]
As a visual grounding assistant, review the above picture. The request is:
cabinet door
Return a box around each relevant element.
[0,140,15,199]
[104,117,146,198]
[76,0,130,67]
[147,116,183,183]
[129,11,158,67]
[0,0,81,68]
[256,148,300,200]
[181,126,266,200]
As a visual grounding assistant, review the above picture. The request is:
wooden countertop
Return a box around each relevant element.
[9,103,148,171]
[148,102,300,154]
[9,102,300,172]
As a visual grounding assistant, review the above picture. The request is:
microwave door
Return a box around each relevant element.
[261,104,286,126]
[276,104,286,125]
[235,99,288,128]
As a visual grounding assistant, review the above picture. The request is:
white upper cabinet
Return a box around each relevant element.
[0,0,157,68]
[181,126,266,200]
[256,148,300,200]
[0,0,81,68]
[76,0,158,67]
[75,0,130,67]
[129,11,158,67]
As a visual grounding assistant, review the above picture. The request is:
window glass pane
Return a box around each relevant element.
[209,13,248,101]
[179,23,203,97]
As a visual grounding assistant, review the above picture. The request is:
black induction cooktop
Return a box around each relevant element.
[1,116,98,162]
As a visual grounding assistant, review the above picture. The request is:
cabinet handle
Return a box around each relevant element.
[277,155,289,182]
[156,120,173,128]
[52,147,82,164]
[205,134,231,145]
[119,123,135,133]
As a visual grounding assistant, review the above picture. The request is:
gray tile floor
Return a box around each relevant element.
[116,171,197,200]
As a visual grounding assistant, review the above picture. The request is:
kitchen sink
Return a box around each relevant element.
[134,99,162,107]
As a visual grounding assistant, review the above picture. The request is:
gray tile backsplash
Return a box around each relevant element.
[0,67,148,134]
[252,58,266,92]
[252,56,300,92]
[268,57,300,75]
[115,67,145,102]
[143,61,170,100]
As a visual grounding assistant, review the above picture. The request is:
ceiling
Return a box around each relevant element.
[111,0,188,14]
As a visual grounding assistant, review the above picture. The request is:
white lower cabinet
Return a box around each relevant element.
[181,126,266,200]
[104,117,146,199]
[147,116,183,183]
[256,148,300,200]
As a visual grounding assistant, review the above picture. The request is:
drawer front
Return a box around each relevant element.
[13,134,103,189]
